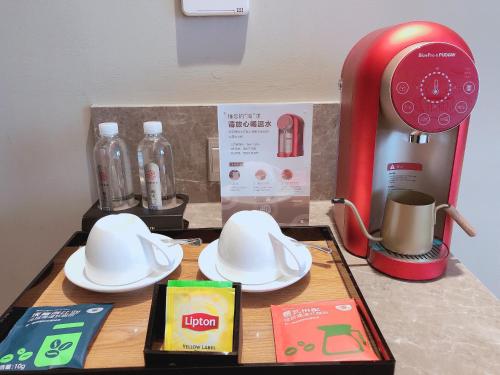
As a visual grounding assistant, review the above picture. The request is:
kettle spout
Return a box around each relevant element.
[331,198,383,242]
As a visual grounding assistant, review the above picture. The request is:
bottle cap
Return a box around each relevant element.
[98,122,119,137]
[144,121,163,135]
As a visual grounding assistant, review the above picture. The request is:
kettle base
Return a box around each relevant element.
[367,234,449,281]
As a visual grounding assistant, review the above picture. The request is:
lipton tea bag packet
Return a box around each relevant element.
[165,286,235,353]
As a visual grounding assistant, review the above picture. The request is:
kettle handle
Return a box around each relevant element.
[443,205,477,237]
[332,198,383,242]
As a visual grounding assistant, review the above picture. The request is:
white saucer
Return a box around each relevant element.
[64,234,183,293]
[198,238,312,293]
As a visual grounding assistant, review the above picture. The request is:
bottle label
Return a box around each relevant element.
[145,162,163,209]
[97,164,112,209]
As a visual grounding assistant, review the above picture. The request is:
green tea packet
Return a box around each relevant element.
[0,304,112,371]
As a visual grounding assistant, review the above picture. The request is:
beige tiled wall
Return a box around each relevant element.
[91,103,339,202]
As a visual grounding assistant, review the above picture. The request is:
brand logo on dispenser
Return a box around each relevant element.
[418,52,456,58]
[182,313,219,331]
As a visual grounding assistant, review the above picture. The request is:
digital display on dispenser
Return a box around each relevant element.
[391,42,479,132]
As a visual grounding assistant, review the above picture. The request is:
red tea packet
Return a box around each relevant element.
[271,299,378,363]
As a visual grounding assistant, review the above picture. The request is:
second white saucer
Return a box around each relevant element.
[198,238,312,293]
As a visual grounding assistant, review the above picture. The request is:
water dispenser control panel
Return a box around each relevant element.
[390,42,479,133]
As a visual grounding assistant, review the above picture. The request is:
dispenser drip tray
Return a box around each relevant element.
[367,231,450,281]
[370,235,449,263]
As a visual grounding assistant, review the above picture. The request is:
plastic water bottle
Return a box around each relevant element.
[93,122,137,211]
[137,121,177,210]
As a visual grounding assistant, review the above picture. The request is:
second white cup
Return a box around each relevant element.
[216,210,307,284]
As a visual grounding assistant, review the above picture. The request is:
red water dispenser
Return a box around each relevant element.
[333,21,479,280]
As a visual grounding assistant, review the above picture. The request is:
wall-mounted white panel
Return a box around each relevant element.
[182,0,249,16]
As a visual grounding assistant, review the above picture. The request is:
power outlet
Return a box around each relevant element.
[207,137,220,182]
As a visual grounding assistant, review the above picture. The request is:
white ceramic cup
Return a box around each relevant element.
[84,213,173,286]
[216,210,307,284]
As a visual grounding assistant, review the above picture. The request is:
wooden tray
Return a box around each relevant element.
[0,227,395,374]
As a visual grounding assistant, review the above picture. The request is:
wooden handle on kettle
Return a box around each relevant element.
[444,206,477,237]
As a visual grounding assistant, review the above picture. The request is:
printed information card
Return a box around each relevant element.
[217,103,313,225]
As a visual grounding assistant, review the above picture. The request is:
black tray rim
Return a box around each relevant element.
[0,226,395,374]
[81,193,190,232]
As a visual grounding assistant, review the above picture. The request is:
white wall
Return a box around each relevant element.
[0,0,498,312]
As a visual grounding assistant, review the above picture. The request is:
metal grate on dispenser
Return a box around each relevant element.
[369,233,449,263]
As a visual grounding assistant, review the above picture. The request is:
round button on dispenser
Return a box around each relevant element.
[396,82,410,95]
[455,101,468,114]
[402,101,415,114]
[463,81,476,94]
[418,113,431,126]
[438,113,451,126]
[390,42,479,133]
